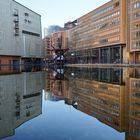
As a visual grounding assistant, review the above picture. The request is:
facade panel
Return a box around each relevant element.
[0,0,43,65]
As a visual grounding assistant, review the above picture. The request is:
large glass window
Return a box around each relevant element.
[136,31,140,37]
[101,48,109,63]
[135,41,140,49]
[134,2,140,9]
[94,11,120,25]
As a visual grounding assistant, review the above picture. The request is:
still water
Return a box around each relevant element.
[0,67,140,140]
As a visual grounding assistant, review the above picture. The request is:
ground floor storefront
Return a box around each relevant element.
[66,45,124,64]
[129,51,140,64]
[0,56,42,73]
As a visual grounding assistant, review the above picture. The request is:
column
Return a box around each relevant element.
[99,48,101,64]
[108,47,111,63]
[134,51,136,64]
[120,45,122,64]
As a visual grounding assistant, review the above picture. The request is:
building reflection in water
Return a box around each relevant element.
[45,67,140,140]
[125,69,140,140]
[0,69,45,139]
[45,67,68,101]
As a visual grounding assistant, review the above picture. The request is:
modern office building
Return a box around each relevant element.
[0,0,43,65]
[43,36,52,63]
[66,0,127,64]
[63,0,140,64]
[129,0,140,64]
[43,31,68,64]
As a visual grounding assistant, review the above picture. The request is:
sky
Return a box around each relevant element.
[16,0,109,33]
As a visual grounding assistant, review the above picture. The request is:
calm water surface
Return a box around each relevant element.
[0,67,140,140]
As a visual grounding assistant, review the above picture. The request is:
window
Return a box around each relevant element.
[26,110,30,117]
[15,29,19,36]
[94,11,120,25]
[92,5,114,19]
[24,13,29,16]
[131,128,140,137]
[135,102,140,106]
[134,2,140,9]
[24,19,28,24]
[136,31,140,37]
[133,92,140,97]
[100,39,108,44]
[135,23,140,28]
[22,30,40,37]
[131,120,140,127]
[114,2,120,8]
[134,41,140,49]
[15,111,20,117]
[134,82,140,87]
[28,20,32,24]
[13,9,19,36]
[13,9,18,16]
[134,12,140,19]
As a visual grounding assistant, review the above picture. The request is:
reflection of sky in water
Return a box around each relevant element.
[4,96,124,140]
[4,67,139,140]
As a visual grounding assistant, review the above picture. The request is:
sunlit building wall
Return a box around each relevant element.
[43,36,52,63]
[129,0,140,63]
[65,0,140,64]
[66,0,127,64]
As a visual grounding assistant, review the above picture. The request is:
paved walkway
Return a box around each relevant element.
[65,64,140,68]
